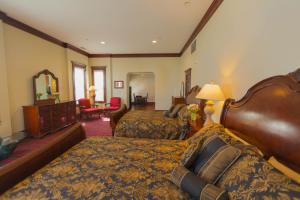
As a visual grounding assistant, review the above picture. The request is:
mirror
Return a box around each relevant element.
[33,69,59,105]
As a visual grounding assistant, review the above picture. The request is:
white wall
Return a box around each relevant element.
[129,73,155,102]
[180,0,300,121]
[0,20,12,137]
[111,57,180,110]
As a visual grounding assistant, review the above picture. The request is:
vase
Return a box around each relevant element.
[190,112,197,121]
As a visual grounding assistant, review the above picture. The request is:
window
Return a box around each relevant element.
[72,62,86,101]
[92,67,106,102]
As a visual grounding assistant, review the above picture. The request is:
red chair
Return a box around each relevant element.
[104,97,121,112]
[78,98,101,120]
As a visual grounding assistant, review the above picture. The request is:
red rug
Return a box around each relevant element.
[80,117,112,137]
[0,118,112,167]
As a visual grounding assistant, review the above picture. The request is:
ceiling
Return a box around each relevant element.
[0,0,213,54]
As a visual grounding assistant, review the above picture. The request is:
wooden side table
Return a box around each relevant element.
[187,118,204,138]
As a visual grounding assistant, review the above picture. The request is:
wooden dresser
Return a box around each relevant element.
[23,101,76,138]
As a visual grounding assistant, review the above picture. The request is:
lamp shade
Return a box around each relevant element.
[89,85,96,91]
[196,83,225,101]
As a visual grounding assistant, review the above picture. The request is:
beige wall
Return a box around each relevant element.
[111,57,180,110]
[180,0,300,121]
[89,57,180,110]
[4,24,69,132]
[0,20,12,137]
[2,24,90,133]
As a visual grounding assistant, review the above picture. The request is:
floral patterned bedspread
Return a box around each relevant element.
[1,137,189,200]
[2,124,300,200]
[114,110,189,140]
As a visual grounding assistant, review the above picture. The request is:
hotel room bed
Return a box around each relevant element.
[113,110,190,140]
[2,126,300,199]
[114,86,204,140]
[2,70,300,199]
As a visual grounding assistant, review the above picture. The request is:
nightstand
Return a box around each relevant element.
[188,118,204,137]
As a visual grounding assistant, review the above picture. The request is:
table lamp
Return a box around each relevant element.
[89,85,96,105]
[196,83,225,125]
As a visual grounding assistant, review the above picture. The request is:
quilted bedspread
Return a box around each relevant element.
[1,137,188,200]
[114,110,189,140]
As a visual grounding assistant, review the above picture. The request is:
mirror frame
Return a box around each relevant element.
[33,69,59,105]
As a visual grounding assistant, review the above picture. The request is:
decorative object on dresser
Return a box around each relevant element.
[172,96,185,106]
[23,101,77,138]
[33,69,59,105]
[196,83,225,125]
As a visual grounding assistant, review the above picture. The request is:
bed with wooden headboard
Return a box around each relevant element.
[113,85,205,140]
[220,68,300,174]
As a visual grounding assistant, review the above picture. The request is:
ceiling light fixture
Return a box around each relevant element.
[152,40,157,44]
[100,41,106,45]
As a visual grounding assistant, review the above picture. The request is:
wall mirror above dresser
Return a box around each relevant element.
[33,69,59,105]
[23,69,76,138]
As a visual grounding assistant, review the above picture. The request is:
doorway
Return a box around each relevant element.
[127,72,155,108]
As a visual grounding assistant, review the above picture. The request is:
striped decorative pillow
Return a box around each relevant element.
[170,165,229,200]
[191,135,241,184]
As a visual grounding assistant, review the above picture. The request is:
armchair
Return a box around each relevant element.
[78,98,102,120]
[104,97,121,111]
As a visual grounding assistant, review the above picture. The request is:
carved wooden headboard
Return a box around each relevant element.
[185,85,201,105]
[220,69,300,173]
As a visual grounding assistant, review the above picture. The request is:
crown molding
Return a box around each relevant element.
[89,53,180,58]
[66,44,89,57]
[0,10,90,56]
[0,0,223,58]
[180,0,223,55]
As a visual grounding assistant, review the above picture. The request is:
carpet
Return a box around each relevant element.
[80,117,112,137]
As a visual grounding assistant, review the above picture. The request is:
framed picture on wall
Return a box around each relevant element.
[114,81,124,89]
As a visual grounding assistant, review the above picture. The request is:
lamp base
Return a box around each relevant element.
[90,95,96,107]
[204,100,215,125]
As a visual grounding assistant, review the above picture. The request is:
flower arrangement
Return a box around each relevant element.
[187,104,199,121]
